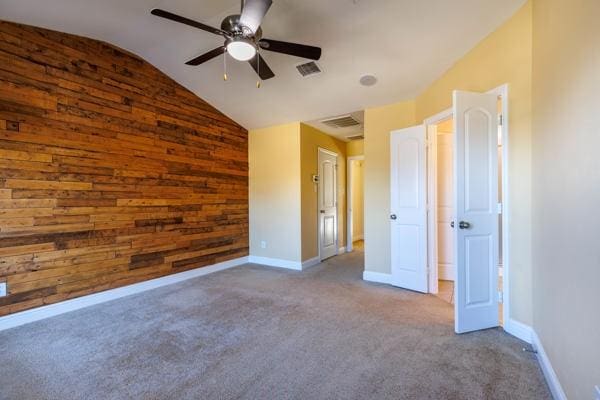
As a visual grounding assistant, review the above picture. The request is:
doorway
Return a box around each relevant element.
[318,148,338,261]
[347,156,365,253]
[389,85,509,334]
[433,118,455,304]
[429,109,504,324]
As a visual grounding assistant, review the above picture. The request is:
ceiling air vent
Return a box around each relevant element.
[346,134,364,141]
[321,115,361,129]
[296,61,322,77]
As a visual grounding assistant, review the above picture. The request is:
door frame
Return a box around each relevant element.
[317,147,339,261]
[423,84,510,328]
[346,155,364,252]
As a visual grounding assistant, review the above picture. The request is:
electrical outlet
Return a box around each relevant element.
[260,241,267,249]
[0,282,6,297]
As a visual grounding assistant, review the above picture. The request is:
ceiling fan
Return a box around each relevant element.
[151,0,322,81]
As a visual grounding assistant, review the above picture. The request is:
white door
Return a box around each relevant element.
[318,149,338,260]
[390,125,428,293]
[453,90,499,333]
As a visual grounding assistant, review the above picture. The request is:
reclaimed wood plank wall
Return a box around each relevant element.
[0,21,249,316]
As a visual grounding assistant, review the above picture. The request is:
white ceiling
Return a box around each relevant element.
[0,0,526,131]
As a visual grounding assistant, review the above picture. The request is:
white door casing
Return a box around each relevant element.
[453,90,500,334]
[390,125,428,293]
[318,148,338,261]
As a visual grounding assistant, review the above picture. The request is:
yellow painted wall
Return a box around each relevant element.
[249,123,302,262]
[300,123,347,261]
[532,0,600,397]
[363,100,416,273]
[346,139,364,157]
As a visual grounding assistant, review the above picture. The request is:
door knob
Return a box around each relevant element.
[450,221,455,228]
[390,214,397,220]
[458,221,471,229]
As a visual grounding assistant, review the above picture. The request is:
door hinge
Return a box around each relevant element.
[498,290,503,303]
[497,203,503,214]
[499,114,503,126]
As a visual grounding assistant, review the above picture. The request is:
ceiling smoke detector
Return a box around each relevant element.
[360,74,377,87]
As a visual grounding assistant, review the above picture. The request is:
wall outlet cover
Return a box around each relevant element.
[260,241,267,249]
[0,282,6,297]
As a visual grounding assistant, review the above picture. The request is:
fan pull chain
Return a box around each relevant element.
[256,52,261,88]
[223,49,228,81]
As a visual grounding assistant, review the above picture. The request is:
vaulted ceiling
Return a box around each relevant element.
[0,0,526,130]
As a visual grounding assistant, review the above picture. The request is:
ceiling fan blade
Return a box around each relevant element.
[151,9,229,37]
[259,39,321,60]
[248,54,275,80]
[185,47,226,66]
[239,0,273,34]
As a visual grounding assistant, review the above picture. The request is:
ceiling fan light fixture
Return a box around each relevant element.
[226,38,257,61]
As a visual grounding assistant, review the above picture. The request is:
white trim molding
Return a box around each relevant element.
[248,255,303,271]
[0,256,249,332]
[301,256,321,269]
[362,270,393,285]
[503,318,533,344]
[532,331,567,400]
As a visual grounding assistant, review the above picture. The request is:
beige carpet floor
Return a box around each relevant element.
[0,249,550,400]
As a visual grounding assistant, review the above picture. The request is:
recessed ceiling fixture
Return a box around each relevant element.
[151,0,322,82]
[360,74,377,86]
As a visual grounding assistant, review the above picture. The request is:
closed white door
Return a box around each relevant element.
[319,149,338,260]
[437,132,455,281]
[390,125,428,293]
[453,90,499,333]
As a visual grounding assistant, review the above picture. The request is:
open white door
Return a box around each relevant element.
[453,91,499,333]
[390,125,428,293]
[318,148,338,260]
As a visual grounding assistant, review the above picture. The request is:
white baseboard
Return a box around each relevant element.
[301,256,320,269]
[362,270,392,285]
[0,256,249,332]
[439,264,455,281]
[532,331,567,400]
[503,318,533,344]
[248,255,303,271]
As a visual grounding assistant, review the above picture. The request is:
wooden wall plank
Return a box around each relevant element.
[0,20,249,315]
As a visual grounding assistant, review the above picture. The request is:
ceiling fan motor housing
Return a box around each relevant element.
[221,14,262,40]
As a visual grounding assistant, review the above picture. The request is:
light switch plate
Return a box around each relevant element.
[0,282,6,297]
